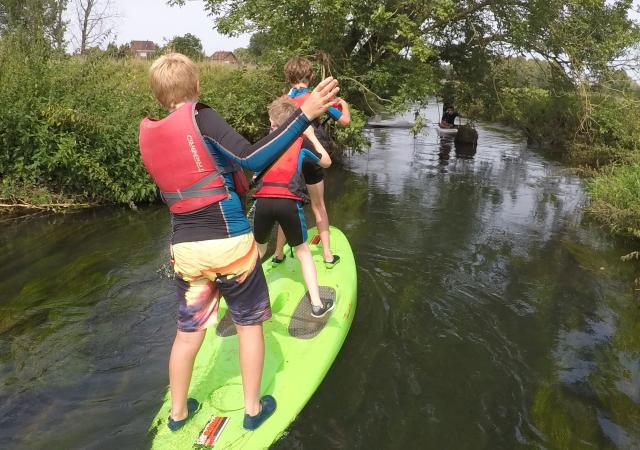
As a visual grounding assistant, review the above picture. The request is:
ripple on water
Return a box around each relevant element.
[2,106,640,449]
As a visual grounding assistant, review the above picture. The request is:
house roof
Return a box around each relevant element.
[130,40,157,52]
[210,51,238,62]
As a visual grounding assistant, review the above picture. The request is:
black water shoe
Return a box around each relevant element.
[243,395,277,430]
[167,398,201,432]
[271,255,286,267]
[324,255,340,269]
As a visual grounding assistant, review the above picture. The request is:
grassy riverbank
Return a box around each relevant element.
[587,163,640,239]
[0,35,365,213]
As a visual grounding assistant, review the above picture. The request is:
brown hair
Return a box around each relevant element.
[284,57,314,85]
[149,53,199,110]
[268,97,297,127]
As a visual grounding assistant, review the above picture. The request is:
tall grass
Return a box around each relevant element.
[587,163,640,237]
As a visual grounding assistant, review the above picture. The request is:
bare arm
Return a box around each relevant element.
[197,77,340,171]
[303,127,331,168]
[335,98,351,126]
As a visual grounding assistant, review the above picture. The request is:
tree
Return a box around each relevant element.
[247,31,272,58]
[233,47,253,65]
[100,40,133,58]
[164,33,204,60]
[51,0,67,51]
[71,0,117,55]
[0,0,68,47]
[168,0,640,109]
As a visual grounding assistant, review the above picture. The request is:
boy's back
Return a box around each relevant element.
[271,56,347,269]
[253,97,334,318]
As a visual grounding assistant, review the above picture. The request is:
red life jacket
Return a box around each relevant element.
[253,137,308,202]
[288,90,341,151]
[290,92,309,108]
[139,103,233,214]
[289,90,342,112]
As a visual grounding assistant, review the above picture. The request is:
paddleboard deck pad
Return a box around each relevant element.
[149,226,357,449]
[288,286,336,339]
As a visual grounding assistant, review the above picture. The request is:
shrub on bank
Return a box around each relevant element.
[0,38,279,206]
[1,37,163,206]
[0,35,364,209]
[587,163,640,237]
[490,87,580,146]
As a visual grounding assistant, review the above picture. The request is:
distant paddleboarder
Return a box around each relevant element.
[440,105,459,129]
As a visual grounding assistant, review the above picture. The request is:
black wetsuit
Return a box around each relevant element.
[441,111,458,126]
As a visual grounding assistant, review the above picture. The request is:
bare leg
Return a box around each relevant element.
[273,226,286,260]
[236,323,264,416]
[169,329,206,420]
[307,181,333,262]
[294,243,323,308]
[257,241,268,259]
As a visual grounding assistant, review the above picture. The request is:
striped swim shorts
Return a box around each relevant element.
[171,233,271,332]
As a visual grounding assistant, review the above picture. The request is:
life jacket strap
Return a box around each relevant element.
[261,182,290,188]
[160,172,229,206]
[219,165,236,174]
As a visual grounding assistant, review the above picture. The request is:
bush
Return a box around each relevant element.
[587,163,640,236]
[484,87,581,146]
[0,35,165,205]
[0,34,365,208]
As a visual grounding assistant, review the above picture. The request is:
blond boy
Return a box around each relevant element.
[138,53,338,431]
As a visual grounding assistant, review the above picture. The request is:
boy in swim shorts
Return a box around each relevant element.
[253,97,335,318]
[272,57,351,268]
[138,53,339,432]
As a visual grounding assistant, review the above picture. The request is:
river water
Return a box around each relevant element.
[1,107,639,449]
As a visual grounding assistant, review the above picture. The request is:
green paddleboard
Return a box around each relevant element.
[149,226,357,449]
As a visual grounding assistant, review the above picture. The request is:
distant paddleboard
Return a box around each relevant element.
[149,226,357,449]
[366,118,415,129]
[436,127,458,136]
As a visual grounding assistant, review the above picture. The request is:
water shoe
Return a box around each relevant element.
[324,255,340,269]
[271,255,286,267]
[311,299,335,318]
[243,395,277,430]
[168,398,201,432]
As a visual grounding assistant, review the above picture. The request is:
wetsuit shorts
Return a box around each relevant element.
[302,160,324,185]
[253,198,307,247]
[171,233,271,331]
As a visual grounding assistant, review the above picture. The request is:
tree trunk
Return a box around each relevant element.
[53,0,67,51]
[80,0,93,55]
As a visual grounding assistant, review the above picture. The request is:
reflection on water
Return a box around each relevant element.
[1,105,639,449]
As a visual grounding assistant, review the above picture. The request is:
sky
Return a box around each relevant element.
[66,0,251,54]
